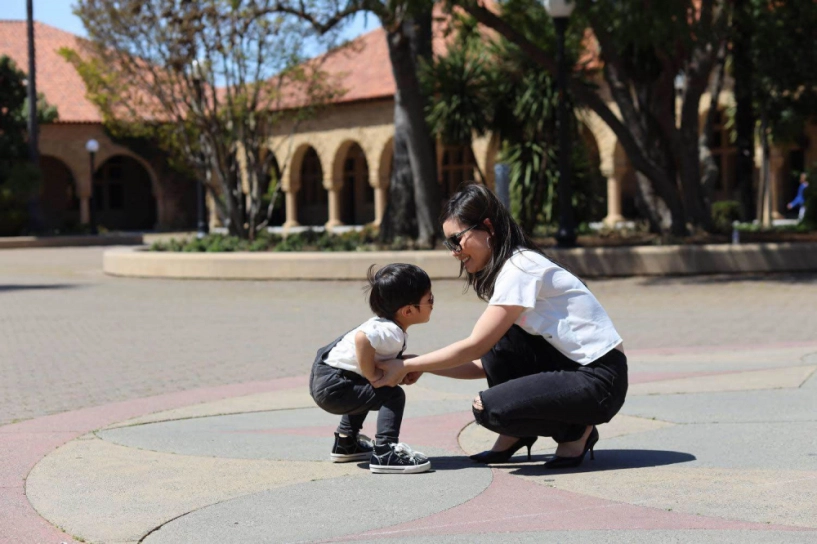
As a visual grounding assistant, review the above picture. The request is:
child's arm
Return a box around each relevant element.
[355,331,383,382]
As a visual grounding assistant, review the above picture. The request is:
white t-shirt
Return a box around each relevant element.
[489,249,622,365]
[323,317,407,376]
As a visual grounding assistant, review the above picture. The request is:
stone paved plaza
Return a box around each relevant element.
[3,246,817,427]
[2,246,817,543]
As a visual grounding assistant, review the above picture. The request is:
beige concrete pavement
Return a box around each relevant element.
[3,246,817,543]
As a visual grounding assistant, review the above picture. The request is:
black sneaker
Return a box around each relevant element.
[330,432,373,463]
[369,442,431,474]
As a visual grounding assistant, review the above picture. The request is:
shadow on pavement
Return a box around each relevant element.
[637,272,817,287]
[508,449,696,476]
[0,284,80,293]
[430,455,488,471]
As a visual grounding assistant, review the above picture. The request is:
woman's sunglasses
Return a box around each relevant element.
[442,225,477,252]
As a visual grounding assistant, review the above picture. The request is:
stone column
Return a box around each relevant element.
[471,133,494,187]
[325,177,343,230]
[371,172,388,227]
[770,148,786,220]
[80,197,90,225]
[602,166,624,226]
[283,187,300,229]
[74,160,93,227]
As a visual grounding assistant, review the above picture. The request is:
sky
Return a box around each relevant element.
[3,0,380,57]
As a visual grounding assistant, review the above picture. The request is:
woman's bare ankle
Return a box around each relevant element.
[492,434,520,451]
[554,425,592,457]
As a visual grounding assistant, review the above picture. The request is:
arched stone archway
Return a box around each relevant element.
[439,144,477,202]
[481,132,501,191]
[578,124,607,223]
[296,147,327,226]
[700,107,737,201]
[580,124,601,170]
[39,155,81,231]
[334,142,374,225]
[613,141,638,219]
[93,155,157,230]
[370,137,394,227]
[260,152,284,227]
[377,137,394,190]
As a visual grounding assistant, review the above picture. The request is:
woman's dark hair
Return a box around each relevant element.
[366,263,431,319]
[440,184,547,301]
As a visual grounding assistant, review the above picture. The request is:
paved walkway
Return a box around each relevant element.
[2,247,817,543]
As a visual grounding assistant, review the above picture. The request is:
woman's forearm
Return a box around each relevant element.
[431,360,486,379]
[404,339,486,373]
[406,304,523,375]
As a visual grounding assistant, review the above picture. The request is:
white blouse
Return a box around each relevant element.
[489,249,622,365]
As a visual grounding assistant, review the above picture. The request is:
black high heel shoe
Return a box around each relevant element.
[469,436,538,464]
[544,427,599,469]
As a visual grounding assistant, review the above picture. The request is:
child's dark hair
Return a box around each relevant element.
[366,263,431,319]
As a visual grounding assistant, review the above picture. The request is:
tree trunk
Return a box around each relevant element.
[385,15,440,247]
[380,102,418,242]
[733,0,756,221]
[677,44,719,233]
[759,109,772,227]
[679,119,711,231]
[634,172,673,233]
[700,43,727,210]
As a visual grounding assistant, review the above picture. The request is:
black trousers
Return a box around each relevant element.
[309,334,405,444]
[475,325,628,444]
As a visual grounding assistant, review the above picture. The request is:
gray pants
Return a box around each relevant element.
[309,335,405,444]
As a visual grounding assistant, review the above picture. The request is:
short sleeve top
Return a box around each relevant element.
[323,317,407,375]
[488,249,622,365]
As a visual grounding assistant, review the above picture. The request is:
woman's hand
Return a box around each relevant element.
[373,358,406,388]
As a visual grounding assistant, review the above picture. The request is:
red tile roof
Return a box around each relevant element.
[0,20,101,123]
[274,15,454,110]
[276,2,600,109]
[318,15,453,104]
[0,9,601,122]
[317,27,396,103]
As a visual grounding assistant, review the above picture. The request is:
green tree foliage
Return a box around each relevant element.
[422,5,603,233]
[63,0,342,239]
[0,55,58,235]
[747,0,817,141]
[454,0,731,236]
[735,0,817,225]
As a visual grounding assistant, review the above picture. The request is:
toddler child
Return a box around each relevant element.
[309,263,434,474]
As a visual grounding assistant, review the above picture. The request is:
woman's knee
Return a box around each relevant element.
[472,394,483,411]
[472,392,504,430]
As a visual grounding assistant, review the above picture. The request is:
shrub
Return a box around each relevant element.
[711,200,742,233]
[146,226,427,253]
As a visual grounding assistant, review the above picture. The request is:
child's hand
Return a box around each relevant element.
[401,371,423,385]
[372,359,406,388]
[367,368,384,384]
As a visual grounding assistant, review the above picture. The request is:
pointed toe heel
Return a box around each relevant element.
[470,436,538,464]
[544,427,598,470]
